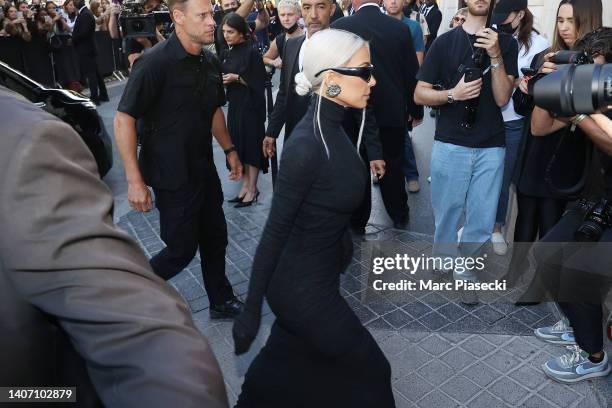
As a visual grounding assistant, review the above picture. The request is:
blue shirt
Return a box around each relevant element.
[402,16,424,52]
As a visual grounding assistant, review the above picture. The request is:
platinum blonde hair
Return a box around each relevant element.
[276,0,300,14]
[294,29,369,157]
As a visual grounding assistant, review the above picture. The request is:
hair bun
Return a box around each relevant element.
[294,72,312,96]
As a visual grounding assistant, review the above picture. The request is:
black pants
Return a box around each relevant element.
[535,206,612,354]
[78,54,108,103]
[508,193,567,278]
[150,175,234,306]
[351,126,408,230]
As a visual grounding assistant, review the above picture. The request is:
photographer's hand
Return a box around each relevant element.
[452,74,483,101]
[540,52,557,74]
[474,27,501,58]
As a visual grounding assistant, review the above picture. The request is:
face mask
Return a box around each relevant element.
[224,6,238,14]
[286,22,298,34]
[496,22,514,34]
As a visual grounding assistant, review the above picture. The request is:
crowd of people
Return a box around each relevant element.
[2,0,612,406]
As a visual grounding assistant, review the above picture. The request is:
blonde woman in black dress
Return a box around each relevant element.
[232,29,395,407]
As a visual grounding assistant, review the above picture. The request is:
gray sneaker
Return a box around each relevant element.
[534,317,576,345]
[543,346,611,383]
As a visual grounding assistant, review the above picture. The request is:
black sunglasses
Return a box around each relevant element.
[315,64,374,82]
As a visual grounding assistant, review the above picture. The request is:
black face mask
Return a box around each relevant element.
[497,22,515,35]
[224,6,238,14]
[286,22,298,34]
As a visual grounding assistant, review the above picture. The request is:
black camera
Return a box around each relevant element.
[119,0,172,39]
[575,198,612,242]
[549,50,593,65]
[531,63,612,116]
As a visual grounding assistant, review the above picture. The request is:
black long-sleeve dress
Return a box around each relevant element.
[220,41,268,172]
[233,96,395,407]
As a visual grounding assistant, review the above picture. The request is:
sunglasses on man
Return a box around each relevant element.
[315,64,375,82]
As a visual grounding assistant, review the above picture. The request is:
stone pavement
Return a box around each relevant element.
[117,185,611,408]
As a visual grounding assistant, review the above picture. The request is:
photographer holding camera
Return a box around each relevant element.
[108,0,166,67]
[529,24,612,383]
[414,0,517,297]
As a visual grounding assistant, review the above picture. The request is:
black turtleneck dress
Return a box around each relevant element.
[235,97,395,408]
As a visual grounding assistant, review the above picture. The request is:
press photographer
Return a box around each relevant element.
[108,0,168,67]
[528,25,612,384]
[414,0,517,299]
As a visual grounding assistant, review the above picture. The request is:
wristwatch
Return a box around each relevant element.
[224,146,237,155]
[447,89,455,105]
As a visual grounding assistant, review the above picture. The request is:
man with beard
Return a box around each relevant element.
[414,0,517,301]
[214,0,269,53]
[262,0,385,185]
[114,0,245,319]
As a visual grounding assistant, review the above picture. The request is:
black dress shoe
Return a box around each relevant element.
[92,99,101,106]
[228,195,245,203]
[235,191,259,208]
[210,297,244,319]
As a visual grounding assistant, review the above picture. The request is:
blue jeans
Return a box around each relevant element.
[431,141,505,261]
[495,118,525,225]
[403,130,419,182]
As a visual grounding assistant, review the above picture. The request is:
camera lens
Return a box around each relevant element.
[574,221,603,242]
[131,20,144,32]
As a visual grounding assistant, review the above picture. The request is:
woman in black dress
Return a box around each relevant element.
[221,13,268,208]
[232,29,394,407]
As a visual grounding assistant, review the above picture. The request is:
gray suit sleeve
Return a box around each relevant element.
[0,119,228,408]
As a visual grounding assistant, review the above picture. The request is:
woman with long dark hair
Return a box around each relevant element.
[232,29,394,407]
[488,0,550,255]
[508,0,603,299]
[221,13,268,207]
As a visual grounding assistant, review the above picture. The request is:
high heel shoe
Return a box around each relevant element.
[228,194,245,203]
[235,191,259,208]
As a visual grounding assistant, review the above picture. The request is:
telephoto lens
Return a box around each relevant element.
[533,63,612,116]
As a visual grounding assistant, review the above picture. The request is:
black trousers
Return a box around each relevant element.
[535,206,612,354]
[78,54,108,103]
[351,126,408,230]
[150,174,234,306]
[508,193,567,278]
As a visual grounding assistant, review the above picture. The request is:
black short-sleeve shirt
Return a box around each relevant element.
[417,27,519,148]
[117,32,226,190]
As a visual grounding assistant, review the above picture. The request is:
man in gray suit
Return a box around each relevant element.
[0,86,228,408]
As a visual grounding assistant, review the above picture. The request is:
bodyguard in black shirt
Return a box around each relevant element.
[114,0,245,319]
[414,0,517,287]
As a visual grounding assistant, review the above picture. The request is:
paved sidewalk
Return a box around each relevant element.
[117,189,611,408]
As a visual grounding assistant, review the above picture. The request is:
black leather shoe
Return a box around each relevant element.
[210,297,244,319]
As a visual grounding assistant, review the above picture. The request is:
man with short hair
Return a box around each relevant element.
[114,0,244,319]
[72,0,109,104]
[414,0,517,298]
[419,0,441,52]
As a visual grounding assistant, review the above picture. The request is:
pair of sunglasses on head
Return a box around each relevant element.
[315,64,374,82]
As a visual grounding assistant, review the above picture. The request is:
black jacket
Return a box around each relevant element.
[332,5,422,127]
[72,6,98,57]
[422,3,442,51]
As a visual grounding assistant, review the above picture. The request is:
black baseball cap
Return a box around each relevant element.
[492,0,528,25]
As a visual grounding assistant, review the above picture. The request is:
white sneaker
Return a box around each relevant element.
[491,232,508,256]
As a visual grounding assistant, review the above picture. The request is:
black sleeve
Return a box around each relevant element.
[501,35,519,78]
[243,47,266,98]
[402,23,423,120]
[117,56,162,119]
[233,134,323,353]
[207,52,227,108]
[265,57,289,138]
[427,9,442,38]
[416,36,443,85]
